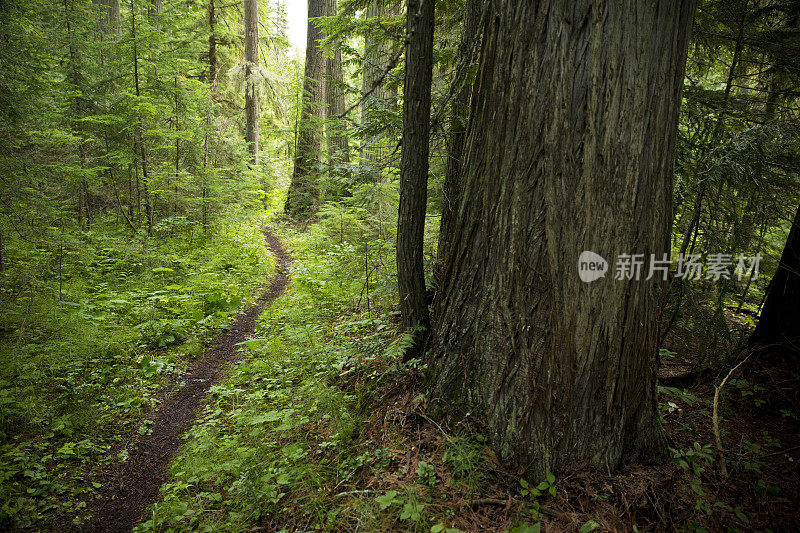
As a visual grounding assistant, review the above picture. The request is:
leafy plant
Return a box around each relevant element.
[416,461,438,487]
[520,472,557,499]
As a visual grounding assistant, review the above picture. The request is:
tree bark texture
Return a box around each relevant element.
[244,0,259,165]
[436,0,483,274]
[397,0,434,339]
[430,0,696,477]
[360,0,400,167]
[325,0,350,173]
[285,0,327,216]
[750,202,800,354]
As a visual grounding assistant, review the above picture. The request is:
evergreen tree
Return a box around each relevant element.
[429,0,696,476]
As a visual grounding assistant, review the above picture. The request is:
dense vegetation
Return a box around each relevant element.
[1,0,799,531]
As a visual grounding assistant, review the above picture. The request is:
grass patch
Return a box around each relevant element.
[0,208,274,529]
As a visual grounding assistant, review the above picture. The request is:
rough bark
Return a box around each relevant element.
[436,0,482,275]
[244,0,259,165]
[325,0,349,185]
[96,0,120,33]
[750,202,800,354]
[285,0,327,217]
[360,0,400,167]
[430,0,696,477]
[397,0,434,350]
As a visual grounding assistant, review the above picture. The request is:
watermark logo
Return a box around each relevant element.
[578,252,762,283]
[578,251,609,283]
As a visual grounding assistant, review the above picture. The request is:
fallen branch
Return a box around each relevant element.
[459,497,509,508]
[713,354,751,477]
[334,489,378,498]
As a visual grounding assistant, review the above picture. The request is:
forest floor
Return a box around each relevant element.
[118,217,800,533]
[81,227,291,533]
[10,214,794,532]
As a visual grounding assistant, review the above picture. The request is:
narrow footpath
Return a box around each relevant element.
[83,227,291,533]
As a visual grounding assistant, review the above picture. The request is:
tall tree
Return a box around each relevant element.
[131,0,153,234]
[750,202,800,354]
[244,0,259,164]
[360,0,400,167]
[285,0,327,216]
[397,0,434,353]
[208,0,217,88]
[436,0,482,271]
[429,0,696,477]
[325,0,349,185]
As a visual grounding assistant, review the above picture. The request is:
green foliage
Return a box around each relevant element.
[0,211,273,528]
[441,435,488,495]
[520,472,557,499]
[671,442,714,476]
[416,461,438,487]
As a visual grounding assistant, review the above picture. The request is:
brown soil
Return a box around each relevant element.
[81,226,291,533]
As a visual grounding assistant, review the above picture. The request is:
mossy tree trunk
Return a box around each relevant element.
[430,0,696,478]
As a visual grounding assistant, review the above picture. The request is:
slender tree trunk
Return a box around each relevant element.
[678,7,747,256]
[436,0,482,275]
[430,0,696,477]
[0,226,4,272]
[208,0,217,88]
[750,202,800,354]
[64,0,90,230]
[131,0,152,234]
[107,131,137,232]
[285,0,326,216]
[244,0,259,165]
[397,0,434,354]
[202,0,217,229]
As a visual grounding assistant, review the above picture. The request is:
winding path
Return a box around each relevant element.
[83,227,291,533]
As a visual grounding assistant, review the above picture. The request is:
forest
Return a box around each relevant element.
[0,0,799,531]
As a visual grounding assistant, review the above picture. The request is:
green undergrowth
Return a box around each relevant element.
[0,207,275,529]
[135,206,545,532]
[134,210,410,531]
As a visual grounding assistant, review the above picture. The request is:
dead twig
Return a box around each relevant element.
[334,489,378,498]
[713,354,751,477]
[459,497,509,508]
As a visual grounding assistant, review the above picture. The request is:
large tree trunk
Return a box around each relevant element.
[360,0,400,168]
[430,0,696,477]
[397,0,434,351]
[244,0,259,165]
[436,0,482,273]
[750,202,800,354]
[96,0,120,33]
[325,0,350,184]
[285,0,327,217]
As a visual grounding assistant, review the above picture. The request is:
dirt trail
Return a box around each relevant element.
[83,227,291,533]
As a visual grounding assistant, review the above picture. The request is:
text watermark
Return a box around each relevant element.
[578,251,761,283]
